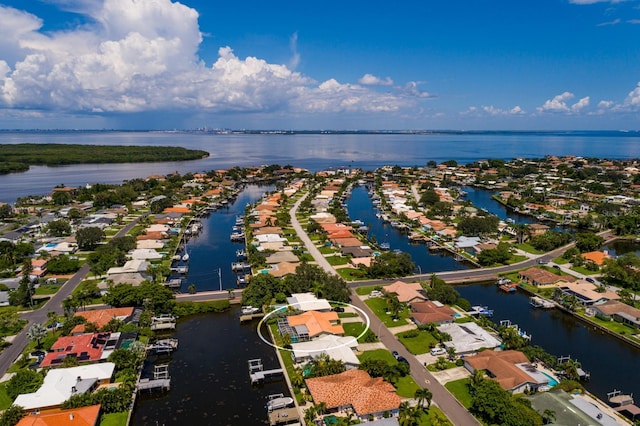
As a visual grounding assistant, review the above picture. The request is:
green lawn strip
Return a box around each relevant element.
[427,360,458,372]
[515,243,544,254]
[364,298,412,327]
[0,382,13,410]
[357,348,395,364]
[444,378,473,408]
[506,255,527,264]
[570,266,599,275]
[354,285,378,296]
[553,256,570,265]
[267,323,304,404]
[34,285,61,295]
[99,412,128,426]
[337,312,359,318]
[336,268,368,281]
[577,313,640,342]
[318,246,337,254]
[419,406,454,426]
[397,330,437,355]
[326,255,350,266]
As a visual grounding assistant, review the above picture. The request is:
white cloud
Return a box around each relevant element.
[571,96,590,111]
[0,0,419,119]
[537,92,574,113]
[463,105,525,117]
[597,100,614,109]
[628,19,640,24]
[569,0,627,4]
[597,18,621,26]
[358,73,394,86]
[624,81,640,107]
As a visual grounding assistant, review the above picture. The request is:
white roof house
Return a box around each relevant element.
[128,248,163,261]
[437,322,502,354]
[286,293,332,312]
[291,335,359,368]
[14,363,115,411]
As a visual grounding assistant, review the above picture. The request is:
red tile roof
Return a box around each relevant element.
[16,405,101,426]
[40,333,111,367]
[306,370,401,416]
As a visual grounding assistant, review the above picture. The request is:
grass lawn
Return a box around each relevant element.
[394,374,420,398]
[578,313,640,343]
[0,382,13,410]
[419,406,454,426]
[397,330,437,355]
[100,412,129,426]
[506,254,528,264]
[342,322,377,343]
[364,298,412,327]
[445,378,473,408]
[326,255,350,266]
[34,285,61,295]
[553,256,570,264]
[355,285,379,296]
[515,243,544,254]
[570,266,600,275]
[336,267,368,281]
[318,246,337,254]
[357,348,395,363]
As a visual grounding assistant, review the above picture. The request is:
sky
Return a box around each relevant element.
[0,0,639,130]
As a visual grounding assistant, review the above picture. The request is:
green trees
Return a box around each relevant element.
[26,323,48,348]
[75,226,105,250]
[103,281,175,313]
[574,232,604,253]
[368,251,415,278]
[426,277,459,305]
[477,242,511,266]
[46,219,72,237]
[0,405,25,426]
[469,378,542,426]
[46,255,81,274]
[6,369,44,400]
[457,216,500,236]
[529,231,572,252]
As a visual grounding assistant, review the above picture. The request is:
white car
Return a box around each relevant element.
[369,290,383,298]
[430,347,447,356]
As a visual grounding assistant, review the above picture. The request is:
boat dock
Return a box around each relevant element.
[150,314,176,331]
[530,296,555,309]
[608,390,640,421]
[137,364,170,393]
[248,358,284,384]
[240,312,265,323]
[147,338,178,355]
[268,408,300,425]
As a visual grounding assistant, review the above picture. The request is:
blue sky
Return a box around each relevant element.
[0,0,639,130]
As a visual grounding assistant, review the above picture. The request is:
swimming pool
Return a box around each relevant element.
[542,372,559,387]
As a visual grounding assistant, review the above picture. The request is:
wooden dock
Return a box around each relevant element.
[268,408,300,425]
[137,378,170,392]
[248,358,284,384]
[240,312,265,323]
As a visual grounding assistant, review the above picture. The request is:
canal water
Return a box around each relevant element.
[461,186,535,225]
[131,310,287,425]
[346,185,469,273]
[180,184,274,292]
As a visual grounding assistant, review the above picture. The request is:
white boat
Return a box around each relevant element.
[469,306,494,317]
[241,306,260,315]
[182,253,190,262]
[266,394,294,412]
[530,296,555,309]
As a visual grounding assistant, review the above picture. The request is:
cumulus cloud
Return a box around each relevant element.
[358,73,394,86]
[398,81,432,98]
[289,32,300,70]
[537,92,574,113]
[624,81,640,107]
[462,105,525,117]
[571,96,590,111]
[0,0,420,119]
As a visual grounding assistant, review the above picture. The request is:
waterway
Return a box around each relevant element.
[131,310,287,425]
[346,185,469,273]
[4,130,640,202]
[179,184,274,292]
[461,186,535,225]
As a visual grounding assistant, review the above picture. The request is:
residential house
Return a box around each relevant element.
[305,370,401,422]
[580,251,611,266]
[558,280,619,307]
[410,300,457,325]
[286,293,332,312]
[437,322,502,354]
[382,281,427,304]
[16,404,101,426]
[106,259,150,285]
[71,307,135,334]
[290,335,359,368]
[518,267,575,287]
[528,224,550,237]
[40,332,119,367]
[589,300,640,329]
[464,350,554,394]
[284,311,344,340]
[14,363,115,412]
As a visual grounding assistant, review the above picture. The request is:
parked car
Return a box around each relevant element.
[552,265,561,270]
[369,290,383,298]
[585,277,596,284]
[392,351,399,359]
[332,306,345,312]
[537,259,548,264]
[430,347,447,356]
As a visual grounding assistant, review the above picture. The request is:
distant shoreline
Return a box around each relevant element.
[0,143,209,175]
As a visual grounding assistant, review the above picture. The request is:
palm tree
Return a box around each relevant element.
[27,323,48,348]
[514,223,530,244]
[414,387,433,409]
[398,402,421,426]
[314,401,327,418]
[542,408,556,425]
[304,406,317,425]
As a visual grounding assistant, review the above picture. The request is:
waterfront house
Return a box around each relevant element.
[71,307,135,334]
[285,310,344,340]
[518,267,575,287]
[30,259,48,277]
[39,332,117,367]
[14,363,115,412]
[290,335,359,368]
[588,300,640,328]
[106,259,150,285]
[580,250,611,266]
[267,261,299,278]
[463,350,552,394]
[558,280,619,307]
[382,281,427,304]
[16,404,101,426]
[305,369,401,422]
[287,293,332,312]
[437,322,502,354]
[410,300,457,325]
[528,223,550,236]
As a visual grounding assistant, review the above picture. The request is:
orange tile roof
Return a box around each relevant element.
[287,311,344,337]
[383,281,426,303]
[581,251,610,266]
[306,370,401,416]
[72,307,134,334]
[410,301,456,324]
[163,206,191,213]
[17,405,101,426]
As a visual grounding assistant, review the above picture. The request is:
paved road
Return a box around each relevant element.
[0,215,145,377]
